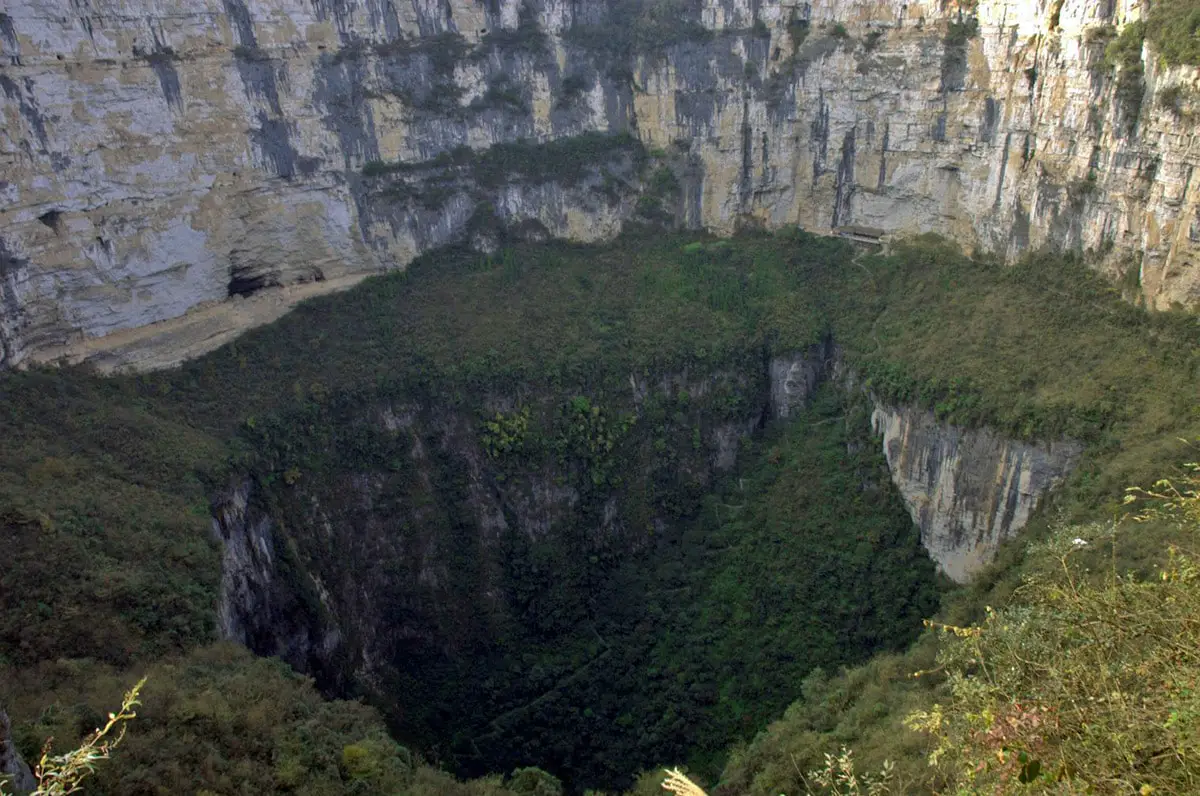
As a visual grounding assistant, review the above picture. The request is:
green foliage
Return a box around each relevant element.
[2,643,410,792]
[362,132,645,189]
[1106,21,1146,134]
[482,407,533,460]
[944,17,979,47]
[1157,82,1199,118]
[2,679,143,796]
[0,370,225,667]
[556,74,589,109]
[823,236,1200,511]
[805,748,895,795]
[480,4,548,55]
[716,640,944,796]
[3,224,1200,794]
[554,396,636,487]
[232,44,270,61]
[637,166,681,222]
[714,461,1200,796]
[471,77,529,113]
[909,503,1200,793]
[1,644,551,796]
[1145,0,1200,67]
[506,767,562,796]
[788,15,811,47]
[636,389,941,780]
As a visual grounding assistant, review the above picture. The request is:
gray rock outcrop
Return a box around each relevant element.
[0,706,35,794]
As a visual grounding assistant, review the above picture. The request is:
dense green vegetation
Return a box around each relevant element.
[826,238,1200,509]
[398,388,941,787]
[0,371,226,667]
[1145,0,1200,67]
[1105,21,1147,133]
[2,227,1198,794]
[1,643,561,796]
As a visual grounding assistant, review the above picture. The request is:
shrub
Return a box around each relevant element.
[1157,83,1198,118]
[944,16,979,47]
[2,680,143,796]
[788,16,811,46]
[907,459,1200,793]
[1145,0,1200,67]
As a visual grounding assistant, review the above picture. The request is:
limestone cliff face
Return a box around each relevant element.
[0,704,35,793]
[871,403,1083,582]
[773,344,1079,581]
[3,0,1196,369]
[208,360,769,704]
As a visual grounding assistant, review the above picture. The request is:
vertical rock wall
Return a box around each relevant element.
[772,346,1083,581]
[871,403,1083,582]
[0,705,35,793]
[2,0,1197,370]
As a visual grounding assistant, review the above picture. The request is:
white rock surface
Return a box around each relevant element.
[2,0,1197,369]
[871,403,1083,582]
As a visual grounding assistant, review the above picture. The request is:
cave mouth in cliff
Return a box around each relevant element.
[36,210,64,234]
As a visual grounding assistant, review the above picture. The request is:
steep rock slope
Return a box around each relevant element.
[209,347,1074,780]
[870,403,1082,582]
[1,0,1198,369]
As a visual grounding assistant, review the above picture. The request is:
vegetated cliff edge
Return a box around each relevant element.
[207,343,1074,780]
[2,0,1198,370]
[773,349,1083,583]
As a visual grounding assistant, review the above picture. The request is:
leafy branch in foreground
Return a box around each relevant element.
[2,679,144,796]
[663,748,896,796]
[1125,447,1199,527]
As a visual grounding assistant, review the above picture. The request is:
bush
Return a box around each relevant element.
[1,644,543,795]
[1145,0,1200,67]
[944,17,979,47]
[1106,21,1147,135]
[908,461,1200,793]
[1158,83,1198,118]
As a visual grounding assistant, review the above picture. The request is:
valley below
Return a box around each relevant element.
[2,228,1198,794]
[3,0,1200,793]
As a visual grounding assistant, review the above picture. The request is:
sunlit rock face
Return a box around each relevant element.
[870,403,1083,583]
[772,345,1083,583]
[2,0,1196,369]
